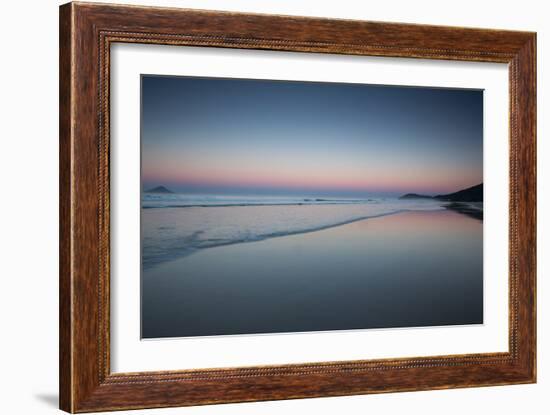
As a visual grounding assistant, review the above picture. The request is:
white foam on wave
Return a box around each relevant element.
[141,197,444,270]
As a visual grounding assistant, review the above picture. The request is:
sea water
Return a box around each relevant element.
[141,194,446,270]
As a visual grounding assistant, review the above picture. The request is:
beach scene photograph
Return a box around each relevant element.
[140,75,483,339]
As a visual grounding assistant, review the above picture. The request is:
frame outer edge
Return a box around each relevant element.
[519,33,537,382]
[68,1,103,412]
[59,2,75,413]
[508,34,537,383]
[532,33,537,383]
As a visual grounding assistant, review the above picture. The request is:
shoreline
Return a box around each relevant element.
[142,208,415,270]
[143,204,483,270]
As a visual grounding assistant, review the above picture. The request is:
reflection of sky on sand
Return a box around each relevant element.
[142,210,482,338]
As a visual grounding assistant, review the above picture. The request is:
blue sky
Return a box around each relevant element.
[141,75,483,196]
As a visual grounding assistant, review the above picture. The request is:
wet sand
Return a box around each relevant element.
[142,210,483,338]
[442,202,483,220]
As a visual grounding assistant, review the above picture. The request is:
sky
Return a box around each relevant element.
[141,75,483,197]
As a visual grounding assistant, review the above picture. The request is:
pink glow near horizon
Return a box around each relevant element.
[143,156,480,195]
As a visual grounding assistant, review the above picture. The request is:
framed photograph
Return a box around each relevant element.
[59,2,536,412]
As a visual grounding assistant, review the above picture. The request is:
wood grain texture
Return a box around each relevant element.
[59,2,536,412]
[59,3,73,412]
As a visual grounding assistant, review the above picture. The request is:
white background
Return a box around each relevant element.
[0,0,547,414]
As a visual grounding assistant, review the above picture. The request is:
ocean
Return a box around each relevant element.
[141,194,483,338]
[141,194,448,270]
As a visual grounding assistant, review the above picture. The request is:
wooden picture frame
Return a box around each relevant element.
[59,2,536,412]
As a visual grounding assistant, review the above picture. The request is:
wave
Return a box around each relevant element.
[141,200,445,270]
[142,201,377,209]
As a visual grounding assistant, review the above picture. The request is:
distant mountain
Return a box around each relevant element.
[145,185,173,194]
[399,183,483,202]
[399,193,433,200]
[434,183,483,202]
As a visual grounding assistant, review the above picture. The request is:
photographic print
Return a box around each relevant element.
[140,75,483,339]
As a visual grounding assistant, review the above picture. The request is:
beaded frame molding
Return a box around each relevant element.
[59,2,536,412]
